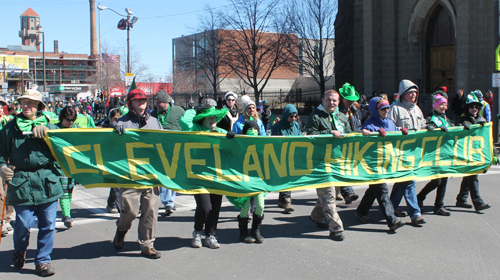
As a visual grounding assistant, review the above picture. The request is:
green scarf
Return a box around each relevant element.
[430,115,451,128]
[330,107,344,132]
[16,115,48,132]
[157,106,171,129]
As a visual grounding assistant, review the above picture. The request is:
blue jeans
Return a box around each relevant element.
[160,187,176,208]
[14,201,58,265]
[390,180,421,219]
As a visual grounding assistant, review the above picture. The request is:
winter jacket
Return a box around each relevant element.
[262,104,271,127]
[389,80,426,130]
[339,102,362,132]
[458,112,486,127]
[218,105,239,132]
[151,102,185,130]
[179,109,228,133]
[0,114,63,206]
[426,111,453,128]
[113,110,163,130]
[271,104,301,136]
[232,115,267,136]
[361,97,399,132]
[305,104,352,135]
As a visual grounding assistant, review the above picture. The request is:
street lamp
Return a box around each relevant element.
[98,4,138,74]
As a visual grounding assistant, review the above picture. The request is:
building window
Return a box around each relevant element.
[79,72,82,76]
[31,27,33,30]
[53,61,57,65]
[31,19,33,22]
[79,61,82,66]
[72,61,76,65]
[72,71,76,76]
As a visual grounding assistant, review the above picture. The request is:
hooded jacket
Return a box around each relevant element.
[271,104,301,136]
[388,79,426,130]
[151,101,185,130]
[113,109,163,130]
[305,104,351,135]
[232,114,266,136]
[361,97,398,132]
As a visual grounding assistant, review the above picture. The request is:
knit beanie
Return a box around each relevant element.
[241,99,256,113]
[242,121,260,135]
[432,93,448,109]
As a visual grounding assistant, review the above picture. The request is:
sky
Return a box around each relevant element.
[0,0,231,80]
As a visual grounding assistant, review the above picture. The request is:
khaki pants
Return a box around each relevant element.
[116,187,159,250]
[0,177,14,225]
[310,186,344,233]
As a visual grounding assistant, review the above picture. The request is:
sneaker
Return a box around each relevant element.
[344,193,359,205]
[434,207,451,216]
[192,230,202,248]
[329,231,345,241]
[204,235,220,249]
[62,216,73,228]
[389,219,405,231]
[12,250,25,268]
[355,212,373,223]
[35,263,55,277]
[411,216,426,226]
[141,247,161,259]
[336,193,344,201]
[475,203,491,212]
[164,205,175,216]
[394,209,408,217]
[106,206,119,214]
[456,201,473,209]
[1,227,7,237]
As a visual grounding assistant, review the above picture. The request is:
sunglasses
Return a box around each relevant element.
[227,99,235,101]
[288,115,298,119]
[470,106,480,109]
[379,107,390,111]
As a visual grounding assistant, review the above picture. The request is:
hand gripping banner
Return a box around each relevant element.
[44,124,493,197]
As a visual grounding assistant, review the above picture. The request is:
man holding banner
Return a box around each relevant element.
[305,89,349,241]
[112,88,163,259]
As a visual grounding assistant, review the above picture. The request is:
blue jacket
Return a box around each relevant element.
[271,104,301,136]
[361,97,398,132]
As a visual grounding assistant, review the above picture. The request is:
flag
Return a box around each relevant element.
[102,53,119,63]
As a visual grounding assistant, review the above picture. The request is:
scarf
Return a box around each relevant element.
[16,114,48,132]
[430,112,451,128]
[156,106,171,128]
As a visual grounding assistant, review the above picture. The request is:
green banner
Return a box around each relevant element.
[44,124,493,197]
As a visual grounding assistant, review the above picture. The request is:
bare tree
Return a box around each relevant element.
[223,0,295,102]
[86,42,122,98]
[117,39,148,81]
[288,0,337,94]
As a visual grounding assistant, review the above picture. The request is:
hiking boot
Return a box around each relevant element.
[329,231,345,241]
[411,216,426,226]
[344,193,359,205]
[394,209,408,217]
[12,250,25,268]
[62,216,73,228]
[204,235,220,249]
[389,219,405,231]
[456,201,473,209]
[250,214,264,243]
[278,198,294,213]
[355,212,373,223]
[106,206,119,214]
[475,203,491,212]
[434,207,451,216]
[192,230,203,248]
[113,229,127,250]
[141,247,161,259]
[164,205,175,217]
[35,263,55,277]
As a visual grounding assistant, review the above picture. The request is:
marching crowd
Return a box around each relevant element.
[0,78,493,276]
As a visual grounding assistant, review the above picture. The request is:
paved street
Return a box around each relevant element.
[1,167,500,279]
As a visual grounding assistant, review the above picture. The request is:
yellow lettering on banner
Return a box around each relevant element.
[93,144,110,175]
[435,136,452,166]
[184,143,212,181]
[419,137,437,167]
[213,144,242,181]
[156,143,181,179]
[243,145,264,181]
[289,142,313,176]
[126,142,158,181]
[468,136,485,166]
[324,144,346,175]
[453,136,468,166]
[384,141,399,172]
[352,142,374,175]
[376,142,384,174]
[346,142,353,175]
[63,145,99,174]
[398,139,416,170]
[263,143,288,179]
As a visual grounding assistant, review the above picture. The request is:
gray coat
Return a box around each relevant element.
[113,110,163,130]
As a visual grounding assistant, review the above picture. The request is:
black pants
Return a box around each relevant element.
[356,183,398,226]
[417,178,448,209]
[457,175,484,206]
[194,194,222,236]
[107,188,120,209]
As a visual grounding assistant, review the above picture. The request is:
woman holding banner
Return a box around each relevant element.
[179,101,229,249]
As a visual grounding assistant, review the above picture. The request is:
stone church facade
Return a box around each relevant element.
[334,0,498,102]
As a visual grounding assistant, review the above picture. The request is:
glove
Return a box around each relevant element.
[426,125,434,132]
[463,123,471,130]
[0,165,15,182]
[33,125,49,138]
[226,131,235,139]
[439,126,448,133]
[377,128,386,137]
[494,156,499,165]
[478,120,486,126]
[401,127,409,135]
[115,125,125,136]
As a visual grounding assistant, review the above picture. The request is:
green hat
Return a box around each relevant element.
[338,83,360,101]
[193,106,229,123]
[465,92,482,108]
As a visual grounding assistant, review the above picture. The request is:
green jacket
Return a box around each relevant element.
[151,102,185,130]
[305,105,352,135]
[179,109,227,133]
[0,114,63,206]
